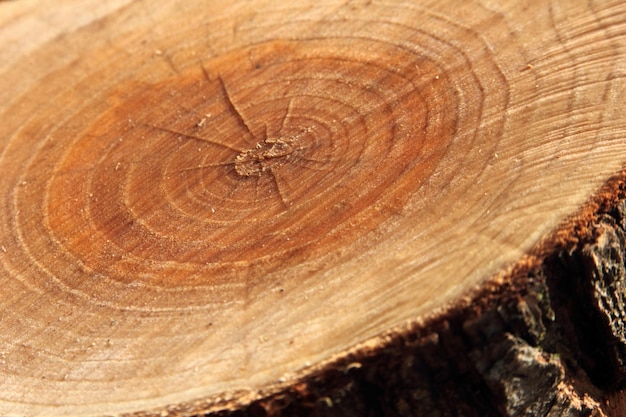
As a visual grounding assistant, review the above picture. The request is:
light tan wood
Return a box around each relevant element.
[1,0,626,416]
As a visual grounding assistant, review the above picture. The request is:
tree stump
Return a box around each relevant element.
[2,1,626,416]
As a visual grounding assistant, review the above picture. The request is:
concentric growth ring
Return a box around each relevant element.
[14,32,487,304]
[0,2,526,415]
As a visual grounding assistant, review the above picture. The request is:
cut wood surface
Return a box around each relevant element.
[1,0,626,416]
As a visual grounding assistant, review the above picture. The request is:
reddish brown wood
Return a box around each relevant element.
[1,1,626,416]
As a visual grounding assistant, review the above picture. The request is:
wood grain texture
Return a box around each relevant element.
[1,0,626,416]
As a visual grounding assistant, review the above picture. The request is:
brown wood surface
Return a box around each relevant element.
[1,1,626,416]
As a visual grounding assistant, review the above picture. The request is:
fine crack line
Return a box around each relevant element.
[145,124,242,153]
[267,166,290,208]
[280,97,295,132]
[216,75,256,140]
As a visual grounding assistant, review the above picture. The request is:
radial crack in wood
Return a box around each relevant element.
[1,0,626,416]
